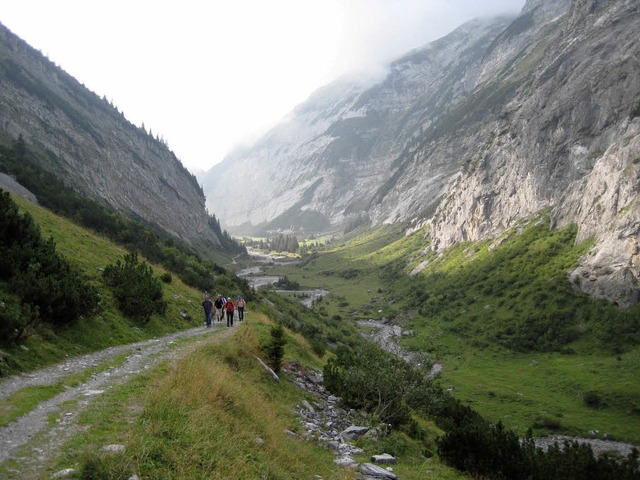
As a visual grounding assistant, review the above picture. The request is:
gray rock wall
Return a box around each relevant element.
[0,23,220,250]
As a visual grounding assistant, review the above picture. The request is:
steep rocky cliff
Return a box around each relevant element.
[203,0,640,306]
[426,0,640,307]
[0,23,221,251]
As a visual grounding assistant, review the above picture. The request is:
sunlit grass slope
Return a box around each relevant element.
[48,316,466,480]
[268,213,640,443]
[2,194,207,374]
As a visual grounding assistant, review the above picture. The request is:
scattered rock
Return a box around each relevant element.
[359,462,398,479]
[285,363,377,472]
[371,453,396,464]
[101,444,125,453]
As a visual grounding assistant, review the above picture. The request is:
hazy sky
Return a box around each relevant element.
[1,0,525,173]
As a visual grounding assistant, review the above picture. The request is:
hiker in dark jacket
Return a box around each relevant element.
[214,295,224,322]
[202,294,213,327]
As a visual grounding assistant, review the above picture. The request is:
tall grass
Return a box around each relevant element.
[45,316,467,479]
[130,323,350,479]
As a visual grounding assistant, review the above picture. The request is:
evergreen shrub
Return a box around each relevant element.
[261,324,287,373]
[0,190,98,343]
[102,252,167,322]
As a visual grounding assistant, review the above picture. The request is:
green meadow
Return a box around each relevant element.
[265,214,640,443]
[2,193,639,479]
[1,193,207,374]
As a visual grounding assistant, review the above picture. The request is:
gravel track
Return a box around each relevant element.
[0,324,230,478]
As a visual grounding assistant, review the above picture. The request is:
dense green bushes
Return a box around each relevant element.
[437,415,640,479]
[322,333,639,479]
[323,342,435,426]
[102,252,167,322]
[0,190,98,343]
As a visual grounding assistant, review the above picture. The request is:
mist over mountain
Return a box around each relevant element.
[203,0,640,307]
[0,23,224,254]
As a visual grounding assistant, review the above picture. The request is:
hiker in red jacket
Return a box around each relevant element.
[224,297,235,327]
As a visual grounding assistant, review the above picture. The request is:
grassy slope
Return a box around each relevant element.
[1,194,206,374]
[32,315,465,480]
[267,216,640,443]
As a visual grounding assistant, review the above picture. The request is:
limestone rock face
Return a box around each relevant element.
[426,0,640,305]
[203,14,518,233]
[203,0,640,305]
[0,24,220,250]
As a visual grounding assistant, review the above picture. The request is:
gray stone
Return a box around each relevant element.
[371,453,397,464]
[358,463,398,479]
[101,444,125,453]
[51,468,77,478]
[335,455,358,468]
[340,426,370,442]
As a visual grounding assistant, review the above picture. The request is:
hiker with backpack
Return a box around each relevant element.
[236,295,246,321]
[224,296,235,327]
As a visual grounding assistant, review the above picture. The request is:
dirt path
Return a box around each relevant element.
[0,323,231,477]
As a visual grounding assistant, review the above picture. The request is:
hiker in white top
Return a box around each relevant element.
[236,295,246,321]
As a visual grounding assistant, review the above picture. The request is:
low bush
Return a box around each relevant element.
[583,390,603,408]
[261,324,287,373]
[323,342,434,426]
[102,252,167,322]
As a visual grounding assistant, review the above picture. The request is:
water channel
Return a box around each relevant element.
[237,253,329,307]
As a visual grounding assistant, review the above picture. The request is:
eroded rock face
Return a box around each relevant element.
[426,0,640,305]
[203,14,518,233]
[201,1,640,304]
[0,24,220,250]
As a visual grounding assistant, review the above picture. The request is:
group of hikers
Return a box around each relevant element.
[201,293,246,327]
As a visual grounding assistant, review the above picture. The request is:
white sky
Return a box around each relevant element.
[1,0,524,173]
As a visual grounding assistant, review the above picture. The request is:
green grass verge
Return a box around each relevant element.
[31,316,463,479]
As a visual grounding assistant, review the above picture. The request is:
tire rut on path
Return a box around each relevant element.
[0,324,231,476]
